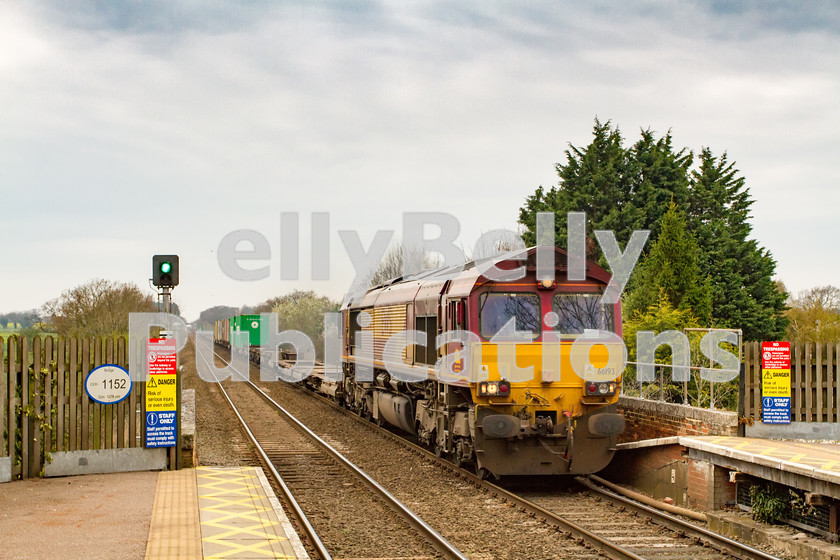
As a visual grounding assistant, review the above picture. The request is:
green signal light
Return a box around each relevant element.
[160,262,172,274]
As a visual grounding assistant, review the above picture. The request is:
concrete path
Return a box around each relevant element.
[0,471,158,560]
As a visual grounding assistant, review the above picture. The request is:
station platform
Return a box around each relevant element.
[146,466,309,560]
[618,435,840,499]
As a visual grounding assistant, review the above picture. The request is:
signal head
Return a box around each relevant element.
[152,255,179,287]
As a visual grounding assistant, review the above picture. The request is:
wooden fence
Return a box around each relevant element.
[743,341,840,422]
[1,335,154,479]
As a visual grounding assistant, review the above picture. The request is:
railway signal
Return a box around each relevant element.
[153,255,179,287]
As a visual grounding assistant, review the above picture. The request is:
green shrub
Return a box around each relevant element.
[749,483,790,524]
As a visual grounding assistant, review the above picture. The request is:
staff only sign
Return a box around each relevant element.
[761,341,791,424]
[145,337,178,447]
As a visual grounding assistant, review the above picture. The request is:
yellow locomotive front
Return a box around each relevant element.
[465,286,625,475]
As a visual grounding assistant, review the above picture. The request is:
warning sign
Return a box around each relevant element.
[145,338,178,447]
[145,374,177,411]
[761,342,790,424]
[762,369,791,397]
[761,342,791,370]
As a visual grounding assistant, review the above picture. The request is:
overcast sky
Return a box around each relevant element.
[1,1,838,321]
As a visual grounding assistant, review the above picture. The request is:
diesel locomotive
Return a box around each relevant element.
[215,246,625,477]
[324,246,624,477]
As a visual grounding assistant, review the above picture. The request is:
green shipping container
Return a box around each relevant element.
[230,314,263,346]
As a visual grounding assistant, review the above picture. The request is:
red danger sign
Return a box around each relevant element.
[761,341,790,370]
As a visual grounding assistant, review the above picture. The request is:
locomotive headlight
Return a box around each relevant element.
[585,381,617,396]
[478,381,512,397]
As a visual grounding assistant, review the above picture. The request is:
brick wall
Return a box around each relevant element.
[603,445,680,482]
[713,464,736,508]
[688,459,713,509]
[685,461,736,510]
[602,443,737,511]
[618,396,738,443]
[598,397,740,511]
[603,444,696,506]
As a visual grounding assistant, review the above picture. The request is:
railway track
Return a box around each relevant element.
[197,342,468,560]
[200,340,782,560]
[515,478,782,560]
[260,357,783,560]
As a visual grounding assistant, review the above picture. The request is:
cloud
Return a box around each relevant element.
[1,1,839,318]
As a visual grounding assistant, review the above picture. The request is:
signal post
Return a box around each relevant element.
[151,254,181,469]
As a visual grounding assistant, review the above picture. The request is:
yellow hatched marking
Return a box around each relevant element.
[800,457,833,467]
[753,446,778,456]
[201,508,273,522]
[202,521,287,541]
[199,493,266,504]
[196,468,295,559]
[690,440,840,474]
[202,538,294,559]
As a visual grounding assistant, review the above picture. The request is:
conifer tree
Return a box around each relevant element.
[519,119,635,253]
[687,149,787,340]
[624,203,711,322]
[518,120,787,341]
[630,130,692,240]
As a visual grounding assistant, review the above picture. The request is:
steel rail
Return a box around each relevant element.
[295,381,780,560]
[276,369,647,560]
[206,344,470,560]
[195,340,332,560]
[243,377,470,560]
[576,476,781,560]
[217,345,786,560]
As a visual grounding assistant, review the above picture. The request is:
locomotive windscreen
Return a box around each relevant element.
[551,294,615,334]
[478,292,541,339]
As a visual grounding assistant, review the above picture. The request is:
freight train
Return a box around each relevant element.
[216,246,625,477]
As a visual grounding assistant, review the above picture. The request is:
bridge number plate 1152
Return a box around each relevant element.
[85,364,132,405]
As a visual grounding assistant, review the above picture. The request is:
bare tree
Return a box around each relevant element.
[0,309,40,329]
[196,305,239,330]
[271,290,340,359]
[471,229,527,260]
[43,279,156,337]
[786,285,840,344]
[253,290,317,313]
[794,285,840,313]
[367,244,448,287]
